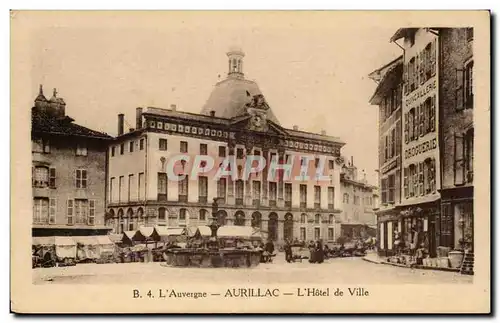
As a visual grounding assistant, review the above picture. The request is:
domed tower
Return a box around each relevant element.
[47,88,66,118]
[227,47,245,79]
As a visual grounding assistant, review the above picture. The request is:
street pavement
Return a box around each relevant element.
[33,252,472,285]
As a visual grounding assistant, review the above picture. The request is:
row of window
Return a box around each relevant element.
[403,39,437,95]
[404,95,436,144]
[110,138,145,157]
[300,227,335,242]
[33,198,96,225]
[109,173,145,202]
[380,85,402,123]
[32,166,88,189]
[381,174,396,204]
[342,193,373,206]
[403,158,437,198]
[32,139,88,156]
[382,122,402,162]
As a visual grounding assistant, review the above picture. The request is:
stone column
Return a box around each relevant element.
[245,146,253,206]
[278,149,285,207]
[227,144,235,204]
[262,148,269,206]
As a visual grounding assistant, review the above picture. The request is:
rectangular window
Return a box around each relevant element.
[217,178,226,200]
[300,227,306,241]
[418,162,424,196]
[76,169,87,189]
[200,143,208,155]
[314,185,321,209]
[219,146,226,157]
[199,176,208,202]
[454,134,465,185]
[314,228,320,241]
[440,203,454,248]
[120,143,124,155]
[403,168,408,198]
[139,138,145,150]
[269,182,277,201]
[391,128,396,158]
[328,228,334,241]
[329,160,334,170]
[328,187,334,209]
[88,199,95,225]
[388,174,395,203]
[236,148,244,159]
[76,143,88,156]
[253,181,261,204]
[384,135,388,161]
[178,176,189,202]
[414,106,420,139]
[33,198,49,224]
[179,208,186,221]
[315,158,320,169]
[180,141,188,153]
[111,146,115,157]
[66,199,74,225]
[159,138,168,151]
[419,103,424,136]
[32,138,50,153]
[129,141,134,153]
[284,183,292,206]
[404,113,409,144]
[158,172,167,197]
[300,184,307,208]
[381,178,387,204]
[465,130,474,183]
[119,176,124,202]
[138,173,144,200]
[48,198,56,224]
[128,174,134,201]
[48,167,56,188]
[465,61,474,109]
[74,199,88,225]
[235,180,244,199]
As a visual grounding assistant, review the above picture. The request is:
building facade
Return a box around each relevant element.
[339,160,377,239]
[32,86,112,237]
[370,28,474,259]
[438,28,474,252]
[106,49,345,245]
[368,56,404,256]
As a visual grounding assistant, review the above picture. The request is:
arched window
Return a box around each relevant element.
[251,212,262,228]
[300,213,307,224]
[234,211,245,226]
[314,214,321,224]
[284,213,294,241]
[137,207,144,227]
[117,209,124,234]
[328,214,334,225]
[126,208,134,231]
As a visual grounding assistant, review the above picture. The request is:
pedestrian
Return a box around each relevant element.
[315,240,324,264]
[284,240,293,263]
[308,240,316,263]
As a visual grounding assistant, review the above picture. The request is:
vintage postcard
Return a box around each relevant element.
[10,10,490,313]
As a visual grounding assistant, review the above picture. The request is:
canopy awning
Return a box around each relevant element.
[54,236,76,246]
[95,235,114,246]
[154,226,186,237]
[73,236,98,245]
[108,233,123,243]
[197,226,212,237]
[217,226,263,239]
[32,236,55,246]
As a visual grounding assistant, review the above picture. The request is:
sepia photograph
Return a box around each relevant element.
[10,10,490,313]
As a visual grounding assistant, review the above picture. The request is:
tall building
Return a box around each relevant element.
[32,86,112,237]
[368,56,403,256]
[339,158,378,239]
[369,28,474,259]
[106,48,346,244]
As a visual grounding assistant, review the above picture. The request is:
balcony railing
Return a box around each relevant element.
[235,198,244,205]
[178,195,188,203]
[269,200,277,207]
[157,193,167,202]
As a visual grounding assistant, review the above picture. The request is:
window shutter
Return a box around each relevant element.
[414,107,420,138]
[430,96,436,132]
[404,113,409,143]
[456,68,465,111]
[430,159,436,193]
[419,52,425,85]
[454,134,465,185]
[49,167,56,188]
[430,39,437,77]
[67,199,74,225]
[76,169,81,188]
[82,170,87,188]
[49,198,56,224]
[32,166,35,187]
[418,162,424,195]
[88,199,95,225]
[403,63,409,95]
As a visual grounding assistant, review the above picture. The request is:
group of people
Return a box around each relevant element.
[283,240,326,264]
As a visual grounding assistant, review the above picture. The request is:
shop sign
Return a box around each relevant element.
[405,78,437,107]
[404,138,437,159]
[381,159,398,174]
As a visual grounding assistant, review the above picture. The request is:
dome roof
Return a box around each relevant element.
[199,77,281,125]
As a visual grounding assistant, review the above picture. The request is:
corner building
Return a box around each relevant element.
[106,49,345,245]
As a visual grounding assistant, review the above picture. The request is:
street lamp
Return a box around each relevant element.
[210,197,225,238]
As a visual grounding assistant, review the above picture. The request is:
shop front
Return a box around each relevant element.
[376,208,400,257]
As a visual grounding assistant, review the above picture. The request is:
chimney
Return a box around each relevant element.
[170,104,177,111]
[293,125,299,131]
[136,107,143,129]
[210,110,215,117]
[320,129,326,135]
[118,114,124,136]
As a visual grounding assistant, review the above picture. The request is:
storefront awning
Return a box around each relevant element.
[398,194,440,207]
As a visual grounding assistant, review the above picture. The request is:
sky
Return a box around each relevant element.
[28,12,401,186]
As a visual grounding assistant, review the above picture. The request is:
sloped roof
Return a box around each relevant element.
[31,109,112,140]
[154,226,186,237]
[199,78,281,125]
